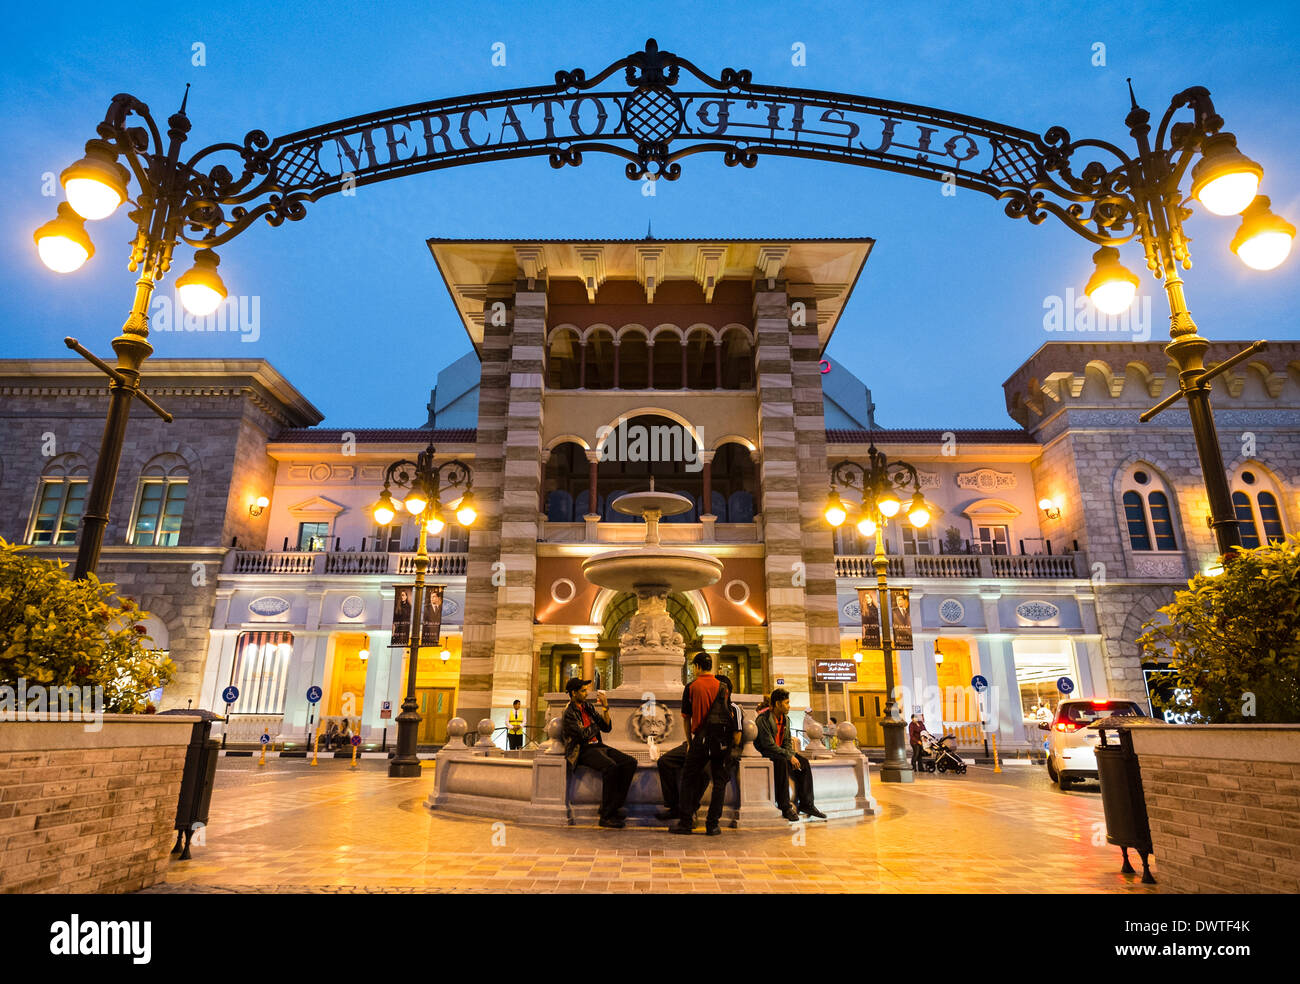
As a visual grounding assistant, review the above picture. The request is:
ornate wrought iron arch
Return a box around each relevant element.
[97,37,1229,252]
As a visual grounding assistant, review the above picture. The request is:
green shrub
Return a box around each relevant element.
[1138,534,1300,723]
[0,539,174,712]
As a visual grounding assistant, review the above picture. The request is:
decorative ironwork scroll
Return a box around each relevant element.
[96,38,1211,251]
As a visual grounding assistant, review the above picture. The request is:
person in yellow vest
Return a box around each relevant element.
[507,699,525,750]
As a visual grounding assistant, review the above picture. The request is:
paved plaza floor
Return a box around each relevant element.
[139,758,1159,894]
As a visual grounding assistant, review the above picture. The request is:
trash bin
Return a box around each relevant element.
[1095,717,1158,884]
[159,708,223,860]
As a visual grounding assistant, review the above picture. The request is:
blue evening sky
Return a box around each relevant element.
[3,0,1298,428]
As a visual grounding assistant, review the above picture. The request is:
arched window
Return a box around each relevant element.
[1232,467,1287,548]
[27,454,89,545]
[1121,467,1178,552]
[130,454,189,547]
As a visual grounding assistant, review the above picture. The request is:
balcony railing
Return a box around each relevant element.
[225,550,468,576]
[835,552,1087,580]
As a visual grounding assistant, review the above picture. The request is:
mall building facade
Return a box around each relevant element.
[2,236,1297,749]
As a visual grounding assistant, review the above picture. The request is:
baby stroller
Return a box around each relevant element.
[918,730,968,774]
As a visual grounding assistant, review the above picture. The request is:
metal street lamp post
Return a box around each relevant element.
[370,444,477,778]
[35,88,234,579]
[1053,82,1295,558]
[824,445,932,783]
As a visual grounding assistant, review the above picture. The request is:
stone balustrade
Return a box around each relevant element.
[225,550,468,576]
[834,552,1088,580]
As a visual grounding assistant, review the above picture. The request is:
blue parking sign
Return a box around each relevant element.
[306,685,323,704]
[222,685,239,704]
[1057,676,1075,695]
[970,675,988,693]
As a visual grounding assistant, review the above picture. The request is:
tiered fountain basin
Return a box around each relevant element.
[427,489,876,826]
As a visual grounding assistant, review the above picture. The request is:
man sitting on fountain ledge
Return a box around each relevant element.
[755,687,826,821]
[562,677,638,828]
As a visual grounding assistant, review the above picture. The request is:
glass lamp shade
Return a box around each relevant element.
[1231,196,1295,272]
[34,203,94,273]
[371,489,397,526]
[403,489,429,515]
[61,141,129,220]
[877,493,901,518]
[1085,246,1140,315]
[175,249,227,316]
[425,513,446,535]
[856,516,877,536]
[455,492,478,527]
[824,489,847,527]
[1191,133,1263,216]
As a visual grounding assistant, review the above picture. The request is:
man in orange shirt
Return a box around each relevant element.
[672,653,735,835]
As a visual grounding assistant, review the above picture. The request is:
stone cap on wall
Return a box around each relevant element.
[1126,722,1300,765]
[0,714,201,751]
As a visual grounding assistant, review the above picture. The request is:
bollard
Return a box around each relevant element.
[258,730,270,766]
[310,729,320,767]
[991,731,1002,773]
[350,738,359,768]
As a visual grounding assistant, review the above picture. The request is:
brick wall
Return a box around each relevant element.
[0,717,195,894]
[1130,725,1300,894]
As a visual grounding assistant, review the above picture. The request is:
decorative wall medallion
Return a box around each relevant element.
[724,579,750,605]
[1015,600,1059,622]
[956,468,1017,491]
[309,463,331,482]
[917,471,941,490]
[1132,554,1187,579]
[842,599,862,621]
[550,578,577,604]
[249,596,291,617]
[939,599,965,624]
[340,595,364,619]
[442,596,461,619]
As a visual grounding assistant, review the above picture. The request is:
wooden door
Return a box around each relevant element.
[850,690,887,746]
[417,687,456,744]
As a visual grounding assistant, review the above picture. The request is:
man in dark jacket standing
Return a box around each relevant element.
[562,677,637,828]
[755,687,824,821]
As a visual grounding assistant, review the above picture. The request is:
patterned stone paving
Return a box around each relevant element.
[138,759,1158,894]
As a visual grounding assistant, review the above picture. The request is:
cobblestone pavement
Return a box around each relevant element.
[138,759,1158,894]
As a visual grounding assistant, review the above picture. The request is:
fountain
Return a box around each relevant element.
[427,486,876,827]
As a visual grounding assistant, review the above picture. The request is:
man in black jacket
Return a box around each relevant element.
[755,687,825,821]
[562,677,637,828]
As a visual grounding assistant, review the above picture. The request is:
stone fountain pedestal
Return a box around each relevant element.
[428,488,876,827]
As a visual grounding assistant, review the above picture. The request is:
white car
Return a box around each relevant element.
[1040,698,1146,788]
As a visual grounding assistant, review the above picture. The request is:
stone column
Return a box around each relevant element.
[714,341,723,389]
[699,451,714,516]
[612,340,620,389]
[486,281,547,729]
[753,283,811,711]
[459,291,512,728]
[789,293,841,716]
[681,341,689,389]
[647,340,655,389]
[578,338,587,389]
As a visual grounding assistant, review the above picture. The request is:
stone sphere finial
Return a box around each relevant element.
[476,718,496,746]
[836,720,858,744]
[446,717,468,745]
[804,718,825,742]
[546,716,563,740]
[742,716,758,743]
